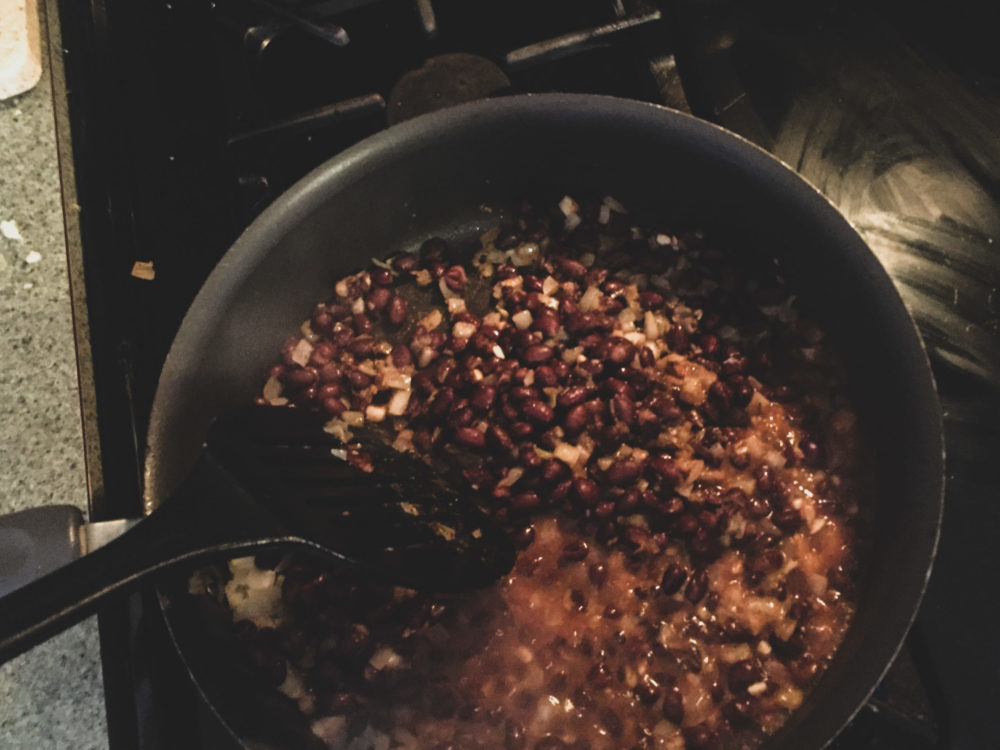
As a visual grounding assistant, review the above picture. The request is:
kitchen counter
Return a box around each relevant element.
[0,15,108,750]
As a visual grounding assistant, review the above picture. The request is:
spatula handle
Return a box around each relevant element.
[0,457,305,664]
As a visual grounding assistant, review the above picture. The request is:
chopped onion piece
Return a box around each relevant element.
[579,286,602,312]
[602,195,627,213]
[558,195,579,216]
[289,339,313,367]
[342,411,365,427]
[438,277,460,300]
[366,405,387,422]
[498,467,524,487]
[453,321,477,339]
[512,309,533,330]
[419,308,443,331]
[381,370,411,390]
[262,376,286,406]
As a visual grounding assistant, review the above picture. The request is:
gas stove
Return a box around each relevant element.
[43,0,999,747]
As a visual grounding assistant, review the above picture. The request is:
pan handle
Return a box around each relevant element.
[0,456,298,664]
[0,505,87,599]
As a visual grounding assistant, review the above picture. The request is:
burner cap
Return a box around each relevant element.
[388,53,512,124]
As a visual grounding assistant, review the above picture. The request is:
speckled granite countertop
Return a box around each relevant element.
[0,17,109,750]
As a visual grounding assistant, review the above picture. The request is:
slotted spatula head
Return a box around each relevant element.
[205,405,516,592]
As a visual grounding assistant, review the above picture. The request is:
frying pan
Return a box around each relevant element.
[137,93,943,749]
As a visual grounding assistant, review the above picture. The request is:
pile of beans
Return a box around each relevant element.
[220,196,864,750]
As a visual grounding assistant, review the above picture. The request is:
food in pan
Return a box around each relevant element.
[208,195,865,750]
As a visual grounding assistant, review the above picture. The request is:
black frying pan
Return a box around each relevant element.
[144,93,943,749]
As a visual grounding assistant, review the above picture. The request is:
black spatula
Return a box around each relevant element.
[0,405,514,664]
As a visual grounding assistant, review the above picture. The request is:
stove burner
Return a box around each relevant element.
[246,0,350,47]
[387,53,512,124]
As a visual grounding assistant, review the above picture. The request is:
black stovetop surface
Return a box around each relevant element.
[45,0,999,748]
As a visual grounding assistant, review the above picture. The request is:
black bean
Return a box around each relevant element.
[605,460,644,484]
[557,257,587,279]
[615,489,641,513]
[772,507,802,531]
[649,454,685,485]
[660,564,688,595]
[675,513,700,535]
[722,620,753,643]
[366,286,392,313]
[353,313,373,335]
[518,446,544,469]
[563,404,589,433]
[721,487,748,507]
[746,495,771,518]
[698,509,722,531]
[510,421,534,438]
[573,477,600,507]
[557,384,592,409]
[594,500,616,519]
[728,659,762,694]
[449,406,474,429]
[387,294,408,325]
[635,675,661,705]
[639,346,656,368]
[588,563,608,588]
[665,324,689,353]
[522,399,554,424]
[684,568,709,603]
[708,379,732,411]
[454,426,486,448]
[534,310,561,337]
[561,540,589,563]
[662,687,685,724]
[371,267,394,286]
[350,336,375,358]
[335,625,373,665]
[487,425,516,453]
[611,393,636,426]
[420,237,448,263]
[731,377,755,407]
[392,254,419,273]
[346,370,372,391]
[722,699,753,727]
[511,492,541,512]
[534,365,558,387]
[755,464,778,495]
[523,344,554,364]
[606,337,636,364]
[512,524,535,548]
